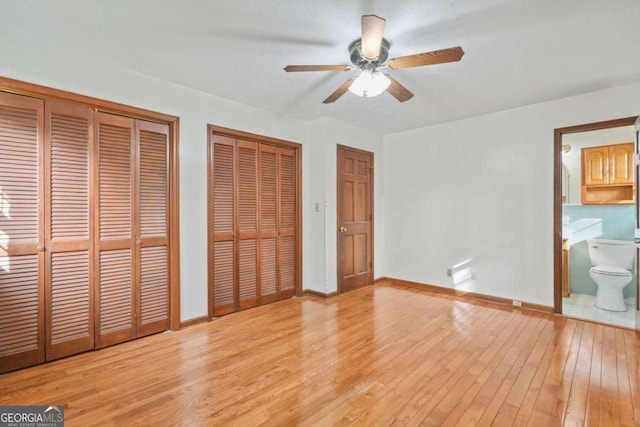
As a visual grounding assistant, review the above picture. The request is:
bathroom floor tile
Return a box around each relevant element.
[563,305,580,317]
[562,293,635,329]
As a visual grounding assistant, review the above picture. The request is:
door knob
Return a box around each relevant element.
[36,245,44,252]
[339,226,347,233]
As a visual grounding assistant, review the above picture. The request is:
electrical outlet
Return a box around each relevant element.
[446,268,452,277]
[512,300,523,307]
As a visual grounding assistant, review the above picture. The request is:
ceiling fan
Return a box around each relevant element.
[284,15,464,103]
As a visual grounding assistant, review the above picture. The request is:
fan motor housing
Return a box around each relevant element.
[348,38,390,66]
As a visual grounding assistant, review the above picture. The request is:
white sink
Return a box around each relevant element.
[563,218,602,245]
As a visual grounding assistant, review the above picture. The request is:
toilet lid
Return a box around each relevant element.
[590,265,631,276]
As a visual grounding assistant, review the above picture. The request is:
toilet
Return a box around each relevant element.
[587,239,634,312]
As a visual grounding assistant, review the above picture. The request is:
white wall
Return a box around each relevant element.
[0,32,384,320]
[383,81,640,306]
[6,28,639,314]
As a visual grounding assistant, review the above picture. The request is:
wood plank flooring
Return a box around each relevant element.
[1,282,639,426]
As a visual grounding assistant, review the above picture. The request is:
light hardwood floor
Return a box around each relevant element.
[1,282,639,426]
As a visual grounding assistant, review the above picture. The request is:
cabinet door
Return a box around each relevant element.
[583,146,608,185]
[0,92,45,373]
[237,140,259,310]
[44,101,94,360]
[278,148,296,299]
[211,135,236,316]
[95,113,136,348]
[136,121,169,337]
[609,143,634,184]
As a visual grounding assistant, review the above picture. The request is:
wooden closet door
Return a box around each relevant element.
[44,101,94,360]
[0,92,45,373]
[211,135,236,316]
[259,144,279,304]
[237,140,259,310]
[95,112,135,348]
[278,148,296,299]
[136,120,170,337]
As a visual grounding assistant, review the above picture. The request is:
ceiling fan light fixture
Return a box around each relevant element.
[283,14,464,103]
[348,69,390,98]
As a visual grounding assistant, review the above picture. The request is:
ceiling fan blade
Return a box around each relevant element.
[387,46,464,70]
[384,74,414,102]
[284,65,351,72]
[323,78,357,104]
[361,14,386,60]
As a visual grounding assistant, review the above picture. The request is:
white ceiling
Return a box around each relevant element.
[1,0,640,134]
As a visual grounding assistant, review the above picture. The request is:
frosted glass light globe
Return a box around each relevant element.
[348,70,390,97]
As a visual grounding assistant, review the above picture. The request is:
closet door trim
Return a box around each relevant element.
[209,125,302,149]
[0,76,181,332]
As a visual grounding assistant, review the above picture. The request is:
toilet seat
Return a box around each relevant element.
[590,265,631,277]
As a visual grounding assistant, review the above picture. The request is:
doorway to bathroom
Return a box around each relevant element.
[554,117,638,329]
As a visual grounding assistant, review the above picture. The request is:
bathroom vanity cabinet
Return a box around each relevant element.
[581,142,634,204]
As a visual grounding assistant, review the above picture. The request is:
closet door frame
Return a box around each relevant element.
[207,125,302,318]
[0,76,181,332]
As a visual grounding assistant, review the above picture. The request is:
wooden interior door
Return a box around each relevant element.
[95,112,136,348]
[44,101,94,360]
[136,120,170,337]
[237,140,259,310]
[210,134,236,316]
[0,92,45,372]
[278,147,296,299]
[259,144,279,304]
[337,145,373,294]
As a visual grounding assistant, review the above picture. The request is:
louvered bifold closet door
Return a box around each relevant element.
[211,135,236,316]
[44,101,94,360]
[259,144,279,304]
[278,148,296,299]
[135,120,169,337]
[0,92,45,373]
[95,112,136,348]
[237,140,259,310]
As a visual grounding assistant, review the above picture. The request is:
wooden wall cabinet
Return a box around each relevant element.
[581,142,634,204]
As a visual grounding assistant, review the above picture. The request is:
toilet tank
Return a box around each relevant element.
[587,239,635,269]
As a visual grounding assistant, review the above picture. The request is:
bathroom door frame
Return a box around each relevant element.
[553,116,638,314]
